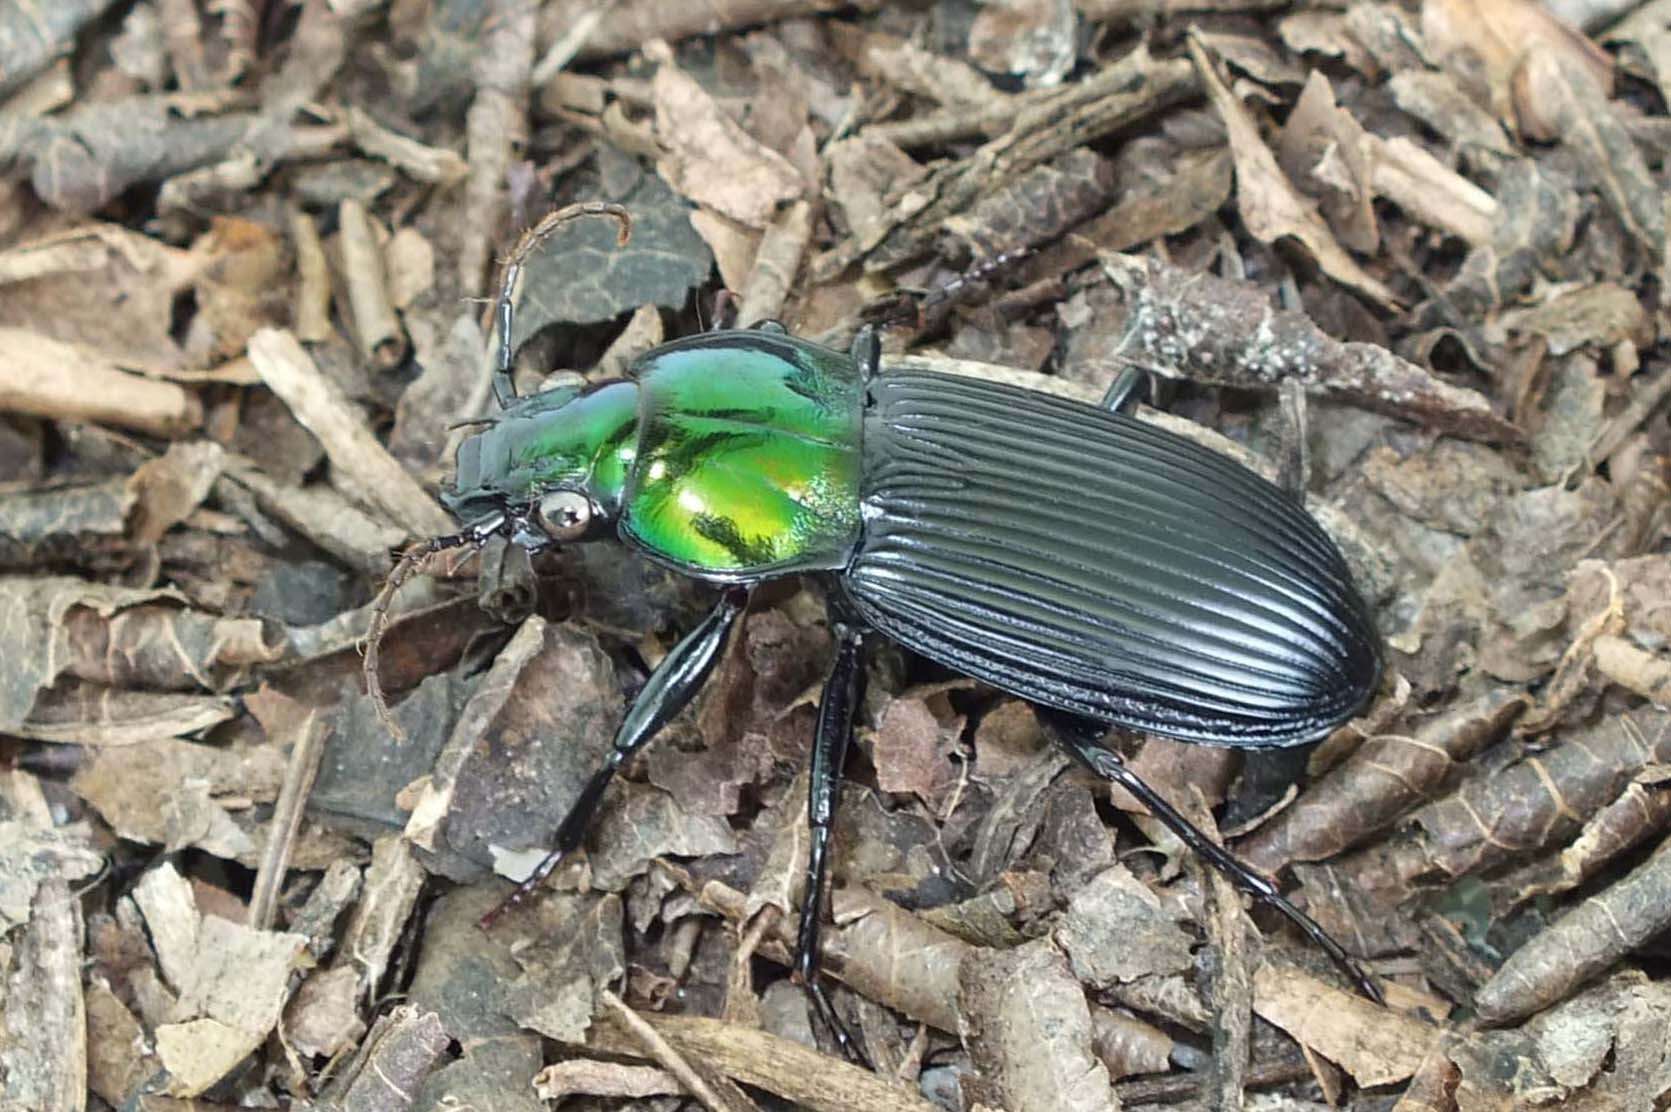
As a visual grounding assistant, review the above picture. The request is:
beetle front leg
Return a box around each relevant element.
[481,588,750,928]
[1044,712,1385,1006]
[794,616,870,1065]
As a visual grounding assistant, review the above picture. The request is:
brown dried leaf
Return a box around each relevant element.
[1053,864,1195,989]
[71,737,285,865]
[282,965,366,1058]
[958,938,1119,1112]
[132,863,306,1097]
[1278,71,1379,253]
[1448,972,1671,1106]
[1188,31,1402,310]
[968,0,1076,87]
[127,440,227,546]
[651,47,804,228]
[1252,963,1438,1086]
[0,818,102,932]
[871,690,965,813]
[1517,47,1664,255]
[1414,158,1581,328]
[0,223,200,376]
[505,892,626,1043]
[188,216,289,364]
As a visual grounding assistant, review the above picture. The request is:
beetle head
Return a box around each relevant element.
[441,378,640,554]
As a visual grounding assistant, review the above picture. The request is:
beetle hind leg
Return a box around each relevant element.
[1042,712,1384,1005]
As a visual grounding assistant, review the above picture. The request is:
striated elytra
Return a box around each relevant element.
[368,203,1386,1059]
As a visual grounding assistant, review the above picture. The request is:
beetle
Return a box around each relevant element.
[365,202,1385,1050]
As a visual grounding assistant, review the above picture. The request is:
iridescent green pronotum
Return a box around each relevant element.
[365,202,1386,1061]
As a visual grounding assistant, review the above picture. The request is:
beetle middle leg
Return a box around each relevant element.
[792,609,871,1065]
[480,587,749,928]
[1043,711,1384,1005]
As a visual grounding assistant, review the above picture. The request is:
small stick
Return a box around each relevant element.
[597,990,762,1112]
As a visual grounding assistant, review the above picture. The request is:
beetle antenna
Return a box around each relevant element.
[363,529,481,740]
[493,201,633,409]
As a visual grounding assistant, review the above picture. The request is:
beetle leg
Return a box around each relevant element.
[1099,366,1152,413]
[480,587,749,928]
[850,324,881,384]
[1044,713,1385,1006]
[749,318,789,334]
[794,617,871,1066]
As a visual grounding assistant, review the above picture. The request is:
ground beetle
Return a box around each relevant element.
[366,202,1385,1052]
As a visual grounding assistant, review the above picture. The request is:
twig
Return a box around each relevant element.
[596,990,763,1112]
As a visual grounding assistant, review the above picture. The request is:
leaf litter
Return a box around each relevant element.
[3,1,1671,1109]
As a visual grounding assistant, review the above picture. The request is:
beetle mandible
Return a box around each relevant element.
[365,202,1385,1049]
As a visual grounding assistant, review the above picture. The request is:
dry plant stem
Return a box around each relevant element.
[1595,635,1671,701]
[1200,837,1252,1109]
[338,199,407,368]
[1475,830,1671,1024]
[459,0,536,298]
[0,327,202,435]
[535,1060,683,1102]
[815,45,1195,278]
[156,150,263,214]
[288,206,335,343]
[591,1009,940,1112]
[1589,365,1671,467]
[8,878,87,1112]
[222,460,403,574]
[337,835,427,1001]
[245,328,452,535]
[737,199,812,326]
[1096,252,1519,442]
[597,990,763,1112]
[531,1,612,85]
[554,0,877,59]
[346,106,467,186]
[247,709,332,930]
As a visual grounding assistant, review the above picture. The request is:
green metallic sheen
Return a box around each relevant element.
[622,333,864,576]
[445,381,639,518]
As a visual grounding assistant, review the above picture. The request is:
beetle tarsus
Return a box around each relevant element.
[1046,713,1385,1007]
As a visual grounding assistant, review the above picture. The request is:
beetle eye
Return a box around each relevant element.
[534,491,593,542]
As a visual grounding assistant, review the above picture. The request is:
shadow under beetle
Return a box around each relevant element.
[365,202,1386,1054]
